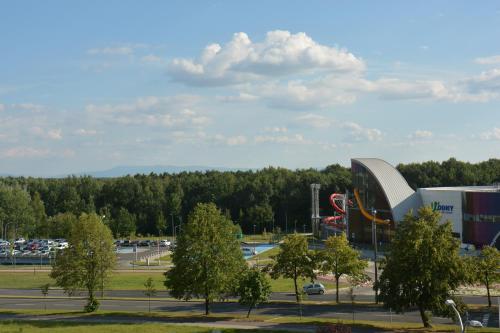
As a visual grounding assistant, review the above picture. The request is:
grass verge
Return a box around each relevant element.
[2,308,499,333]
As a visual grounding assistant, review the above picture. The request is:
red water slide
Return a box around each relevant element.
[322,193,351,228]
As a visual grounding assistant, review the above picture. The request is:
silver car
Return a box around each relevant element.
[303,282,326,295]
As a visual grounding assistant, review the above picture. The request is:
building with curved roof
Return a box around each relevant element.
[345,158,500,249]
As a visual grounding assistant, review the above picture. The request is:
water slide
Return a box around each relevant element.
[353,189,391,225]
[322,193,351,227]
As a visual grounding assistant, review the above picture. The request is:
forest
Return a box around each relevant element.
[0,158,499,239]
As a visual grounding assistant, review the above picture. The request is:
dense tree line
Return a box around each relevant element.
[397,158,500,189]
[1,158,499,239]
[0,166,350,239]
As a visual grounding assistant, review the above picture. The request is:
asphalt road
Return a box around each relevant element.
[0,288,492,305]
[0,288,498,328]
[0,296,450,325]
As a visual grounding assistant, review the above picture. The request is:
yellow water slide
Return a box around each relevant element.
[353,189,391,225]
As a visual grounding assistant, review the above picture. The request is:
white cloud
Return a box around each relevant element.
[141,54,165,64]
[30,127,62,140]
[214,134,247,146]
[264,126,288,133]
[295,114,332,128]
[85,96,209,130]
[1,147,51,158]
[474,55,500,65]
[462,68,500,95]
[216,93,258,103]
[0,104,4,112]
[480,127,500,140]
[409,130,433,139]
[256,78,357,109]
[75,128,98,136]
[168,30,364,86]
[11,103,44,112]
[47,129,62,140]
[341,122,383,142]
[87,46,134,56]
[254,133,312,145]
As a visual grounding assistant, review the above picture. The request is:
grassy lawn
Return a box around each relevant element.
[0,321,277,333]
[2,309,498,333]
[0,271,340,294]
[0,271,167,290]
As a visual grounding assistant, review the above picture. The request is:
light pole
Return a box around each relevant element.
[253,224,256,236]
[170,213,174,241]
[445,299,464,333]
[372,208,378,304]
[3,222,14,242]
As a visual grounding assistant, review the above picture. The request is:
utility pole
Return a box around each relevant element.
[372,208,378,304]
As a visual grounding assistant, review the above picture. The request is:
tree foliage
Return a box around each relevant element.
[50,213,116,312]
[164,203,246,315]
[143,277,157,313]
[269,233,317,303]
[473,246,500,307]
[377,207,467,328]
[320,233,368,303]
[237,268,272,317]
[0,158,498,240]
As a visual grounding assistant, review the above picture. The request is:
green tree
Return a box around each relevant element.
[111,207,136,238]
[475,246,500,307]
[320,233,368,303]
[269,233,317,303]
[48,212,77,239]
[155,211,167,236]
[164,203,246,315]
[31,192,48,238]
[238,268,272,318]
[377,207,466,328]
[50,213,116,312]
[143,277,157,313]
[40,283,50,310]
[0,186,35,238]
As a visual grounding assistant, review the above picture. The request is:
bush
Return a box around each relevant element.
[84,298,100,312]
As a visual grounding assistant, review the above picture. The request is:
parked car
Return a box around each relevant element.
[467,320,483,328]
[138,240,151,247]
[159,240,171,247]
[14,238,26,245]
[303,282,326,295]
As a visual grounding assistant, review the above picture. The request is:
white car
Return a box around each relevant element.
[160,240,171,247]
[467,320,483,328]
[14,238,26,245]
[303,282,326,295]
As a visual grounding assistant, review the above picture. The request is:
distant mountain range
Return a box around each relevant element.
[77,165,250,178]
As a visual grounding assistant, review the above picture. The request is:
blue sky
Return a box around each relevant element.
[1,1,500,176]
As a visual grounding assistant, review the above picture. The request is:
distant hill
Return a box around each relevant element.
[76,165,250,178]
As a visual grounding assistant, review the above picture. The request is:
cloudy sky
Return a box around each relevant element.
[1,1,500,176]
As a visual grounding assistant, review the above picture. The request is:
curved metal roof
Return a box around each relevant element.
[352,158,421,221]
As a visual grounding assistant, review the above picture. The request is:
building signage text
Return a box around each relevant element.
[431,201,454,214]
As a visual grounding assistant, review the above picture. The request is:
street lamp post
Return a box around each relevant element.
[372,208,378,304]
[445,299,464,333]
[253,224,256,236]
[170,213,175,241]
